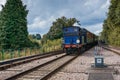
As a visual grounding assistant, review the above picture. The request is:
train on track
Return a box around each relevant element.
[62,26,98,54]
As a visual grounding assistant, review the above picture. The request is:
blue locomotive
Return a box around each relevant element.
[62,26,97,54]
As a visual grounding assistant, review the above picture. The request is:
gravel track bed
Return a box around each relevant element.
[48,47,120,80]
[16,55,75,80]
[0,53,65,80]
[104,48,120,80]
[103,45,120,54]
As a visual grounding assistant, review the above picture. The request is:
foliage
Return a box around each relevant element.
[0,39,62,61]
[29,34,41,40]
[0,0,36,49]
[32,35,36,39]
[42,16,79,41]
[41,39,62,51]
[101,0,120,46]
[36,34,41,40]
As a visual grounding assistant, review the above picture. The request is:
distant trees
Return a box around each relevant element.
[101,0,120,46]
[0,0,33,49]
[42,16,79,41]
[36,34,41,40]
[29,34,41,40]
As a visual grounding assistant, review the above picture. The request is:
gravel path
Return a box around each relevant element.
[0,53,65,80]
[48,46,120,80]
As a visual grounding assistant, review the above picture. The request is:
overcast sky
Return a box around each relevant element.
[0,0,110,36]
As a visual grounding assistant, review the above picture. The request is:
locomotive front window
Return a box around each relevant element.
[64,32,79,36]
[63,27,80,36]
[74,28,77,32]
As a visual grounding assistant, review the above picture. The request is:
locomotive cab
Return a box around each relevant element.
[63,26,82,54]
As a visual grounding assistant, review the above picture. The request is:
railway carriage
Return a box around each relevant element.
[62,26,97,54]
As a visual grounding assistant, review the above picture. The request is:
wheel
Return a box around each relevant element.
[66,48,71,54]
[77,48,81,54]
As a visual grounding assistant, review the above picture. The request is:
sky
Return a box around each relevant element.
[0,0,110,36]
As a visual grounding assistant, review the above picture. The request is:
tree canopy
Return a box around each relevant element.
[42,16,79,41]
[0,0,32,49]
[101,0,120,46]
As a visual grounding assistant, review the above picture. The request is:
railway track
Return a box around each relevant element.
[0,52,66,80]
[5,54,78,80]
[1,45,119,80]
[0,50,62,70]
[102,46,120,55]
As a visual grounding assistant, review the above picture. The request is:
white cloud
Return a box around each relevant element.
[27,8,73,36]
[81,0,110,23]
[0,0,111,36]
[82,23,103,35]
[28,16,56,36]
[101,0,110,9]
[0,0,6,11]
[29,17,47,29]
[84,0,101,7]
[73,22,80,26]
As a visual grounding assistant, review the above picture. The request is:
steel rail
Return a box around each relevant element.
[5,54,79,80]
[0,50,62,70]
[102,46,120,55]
[5,54,67,80]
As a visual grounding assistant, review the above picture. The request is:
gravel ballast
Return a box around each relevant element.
[48,46,120,80]
[0,53,65,80]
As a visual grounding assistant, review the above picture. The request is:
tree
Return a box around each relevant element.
[36,34,41,40]
[101,20,110,43]
[107,0,118,30]
[31,34,36,39]
[101,0,120,46]
[43,16,78,40]
[0,0,30,49]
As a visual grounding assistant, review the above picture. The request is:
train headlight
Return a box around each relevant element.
[76,39,80,43]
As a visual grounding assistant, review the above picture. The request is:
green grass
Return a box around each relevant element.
[0,39,62,61]
[0,48,40,61]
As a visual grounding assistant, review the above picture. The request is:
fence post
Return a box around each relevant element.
[35,47,37,54]
[39,47,41,54]
[54,46,55,51]
[18,48,20,57]
[10,49,13,59]
[45,47,47,53]
[1,50,4,61]
[43,47,45,53]
[42,47,44,53]
[34,47,36,54]
[24,48,26,56]
[30,47,32,55]
[48,47,50,52]
[45,46,47,53]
